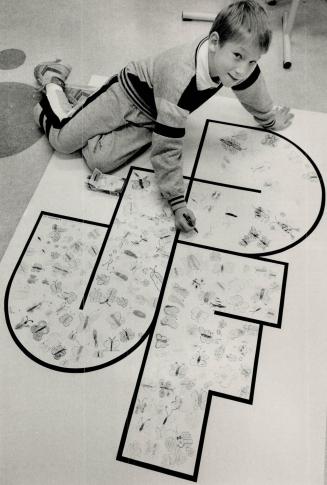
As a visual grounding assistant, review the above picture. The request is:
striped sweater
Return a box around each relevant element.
[118,37,275,212]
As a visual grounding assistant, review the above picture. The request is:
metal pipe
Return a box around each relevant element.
[182,11,215,22]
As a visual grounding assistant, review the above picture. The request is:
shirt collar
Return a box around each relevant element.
[196,37,221,90]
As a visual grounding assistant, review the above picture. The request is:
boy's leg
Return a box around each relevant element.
[34,72,154,172]
[82,124,152,173]
[33,58,155,172]
[35,76,125,153]
[44,83,74,120]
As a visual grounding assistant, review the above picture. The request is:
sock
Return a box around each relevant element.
[50,76,65,88]
[46,83,73,121]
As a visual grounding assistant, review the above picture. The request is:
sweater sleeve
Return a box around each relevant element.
[232,65,275,129]
[150,97,190,212]
[149,43,196,213]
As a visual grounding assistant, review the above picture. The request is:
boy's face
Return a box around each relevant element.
[208,32,262,87]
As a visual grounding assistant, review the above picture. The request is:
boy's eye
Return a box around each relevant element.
[234,53,242,59]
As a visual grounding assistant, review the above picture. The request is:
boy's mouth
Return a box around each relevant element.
[228,73,239,82]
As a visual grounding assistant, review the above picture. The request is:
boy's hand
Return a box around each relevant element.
[271,106,294,131]
[174,207,196,232]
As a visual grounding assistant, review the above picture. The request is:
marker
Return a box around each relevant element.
[183,214,199,233]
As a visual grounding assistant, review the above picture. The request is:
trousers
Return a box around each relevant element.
[34,76,154,173]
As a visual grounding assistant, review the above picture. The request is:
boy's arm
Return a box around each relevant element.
[150,111,186,213]
[148,39,204,231]
[232,65,276,128]
[150,99,196,232]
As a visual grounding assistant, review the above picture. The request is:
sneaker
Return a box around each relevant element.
[34,59,72,89]
[64,84,97,107]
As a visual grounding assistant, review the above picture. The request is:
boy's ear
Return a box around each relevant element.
[208,31,220,52]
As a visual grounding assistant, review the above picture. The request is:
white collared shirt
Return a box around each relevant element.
[196,38,221,90]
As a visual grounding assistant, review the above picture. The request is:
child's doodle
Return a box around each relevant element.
[5,120,324,480]
[118,123,323,479]
[261,132,279,147]
[121,244,285,474]
[219,137,244,153]
[185,122,323,254]
[6,171,175,370]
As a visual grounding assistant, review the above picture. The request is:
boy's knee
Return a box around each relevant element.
[82,145,116,173]
[48,131,79,155]
[82,134,122,173]
[33,104,76,155]
[51,139,76,155]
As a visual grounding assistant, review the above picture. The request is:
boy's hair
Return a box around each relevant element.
[210,0,272,53]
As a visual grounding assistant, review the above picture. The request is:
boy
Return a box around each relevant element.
[33,0,293,232]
